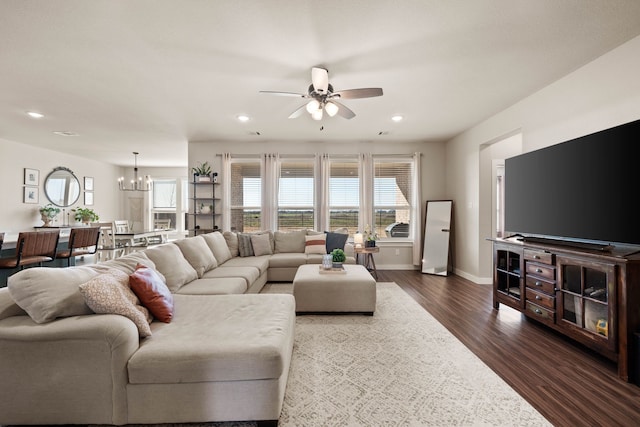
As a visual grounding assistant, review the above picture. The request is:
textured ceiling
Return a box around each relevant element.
[2,0,640,167]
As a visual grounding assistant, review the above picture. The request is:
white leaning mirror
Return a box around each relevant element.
[421,200,453,276]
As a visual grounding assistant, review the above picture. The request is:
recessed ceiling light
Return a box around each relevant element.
[391,115,403,122]
[237,114,250,122]
[53,131,79,137]
[27,111,44,119]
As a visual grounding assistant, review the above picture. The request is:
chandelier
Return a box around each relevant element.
[118,152,152,192]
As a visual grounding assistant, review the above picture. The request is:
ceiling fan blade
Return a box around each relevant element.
[332,101,356,119]
[311,67,329,94]
[259,90,307,97]
[288,104,307,119]
[333,88,383,99]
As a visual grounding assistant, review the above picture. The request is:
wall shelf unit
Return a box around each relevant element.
[188,181,220,236]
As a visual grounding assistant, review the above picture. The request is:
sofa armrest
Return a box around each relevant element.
[0,314,139,425]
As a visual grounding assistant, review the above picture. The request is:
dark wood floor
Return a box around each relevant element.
[377,269,640,427]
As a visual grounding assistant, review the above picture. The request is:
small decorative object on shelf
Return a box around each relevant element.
[212,172,218,183]
[39,203,61,226]
[192,161,212,182]
[72,207,99,225]
[200,203,212,214]
[331,248,346,269]
[364,224,378,247]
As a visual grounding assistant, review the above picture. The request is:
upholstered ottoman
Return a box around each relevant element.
[293,264,376,315]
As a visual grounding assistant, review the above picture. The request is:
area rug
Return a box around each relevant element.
[261,282,550,426]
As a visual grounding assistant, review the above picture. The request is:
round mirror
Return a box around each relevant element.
[44,167,81,207]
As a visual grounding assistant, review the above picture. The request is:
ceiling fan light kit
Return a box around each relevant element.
[260,67,383,121]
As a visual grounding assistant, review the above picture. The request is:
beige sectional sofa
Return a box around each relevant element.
[0,229,353,426]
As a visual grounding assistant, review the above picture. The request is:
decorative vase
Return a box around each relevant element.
[332,262,343,269]
[366,240,376,248]
[41,214,52,227]
[200,205,211,214]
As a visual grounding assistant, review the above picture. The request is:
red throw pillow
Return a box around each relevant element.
[129,263,174,323]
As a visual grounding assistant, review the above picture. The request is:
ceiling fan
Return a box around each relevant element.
[260,67,383,120]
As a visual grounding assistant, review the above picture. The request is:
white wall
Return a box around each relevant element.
[188,139,447,269]
[446,34,640,283]
[0,138,121,237]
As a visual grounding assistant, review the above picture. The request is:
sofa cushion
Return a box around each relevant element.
[202,231,232,264]
[7,266,99,323]
[325,231,349,253]
[173,236,217,277]
[174,277,248,295]
[92,251,157,275]
[274,230,306,253]
[202,265,261,288]
[144,244,198,292]
[218,255,270,276]
[129,264,174,323]
[127,294,295,383]
[0,288,27,320]
[79,269,152,337]
[304,234,327,254]
[251,233,273,256]
[223,231,239,257]
[237,233,254,257]
[268,253,308,269]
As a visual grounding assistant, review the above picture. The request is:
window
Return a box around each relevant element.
[152,178,187,231]
[373,159,413,238]
[230,160,261,232]
[329,160,359,234]
[278,160,314,231]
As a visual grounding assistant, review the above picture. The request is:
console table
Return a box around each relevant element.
[490,237,640,382]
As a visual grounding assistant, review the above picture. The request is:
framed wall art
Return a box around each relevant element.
[23,186,38,204]
[84,191,94,206]
[24,168,39,186]
[84,176,94,191]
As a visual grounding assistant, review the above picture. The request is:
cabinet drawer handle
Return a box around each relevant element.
[535,281,542,287]
[536,268,543,273]
[535,295,542,300]
[534,308,542,315]
[534,255,540,259]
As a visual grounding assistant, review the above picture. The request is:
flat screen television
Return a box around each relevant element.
[504,118,640,250]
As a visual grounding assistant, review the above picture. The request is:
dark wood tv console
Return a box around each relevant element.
[490,237,640,382]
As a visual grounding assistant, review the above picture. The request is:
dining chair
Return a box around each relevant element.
[94,222,126,262]
[56,227,101,266]
[0,230,60,270]
[114,219,147,253]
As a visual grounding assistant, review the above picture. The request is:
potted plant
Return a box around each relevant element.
[72,207,99,225]
[331,248,346,269]
[192,161,212,182]
[364,224,378,247]
[39,203,61,227]
[200,203,212,214]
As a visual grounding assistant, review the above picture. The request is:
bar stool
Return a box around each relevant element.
[56,227,101,266]
[0,230,59,270]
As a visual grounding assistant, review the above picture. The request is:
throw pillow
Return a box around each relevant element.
[78,270,152,338]
[173,235,218,277]
[8,266,98,324]
[202,231,233,264]
[129,264,174,323]
[304,234,327,254]
[325,231,349,254]
[237,233,254,257]
[144,243,198,292]
[223,231,239,257]
[251,233,273,256]
[274,230,306,253]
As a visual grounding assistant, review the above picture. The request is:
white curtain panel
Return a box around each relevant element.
[261,153,280,231]
[317,153,330,231]
[358,153,373,232]
[411,152,422,266]
[221,153,232,231]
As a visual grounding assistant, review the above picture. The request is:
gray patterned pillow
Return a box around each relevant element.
[237,233,254,257]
